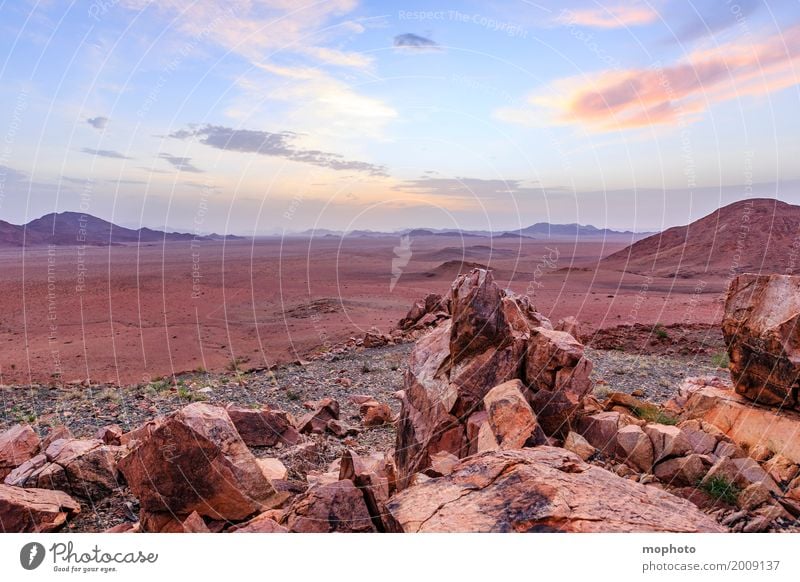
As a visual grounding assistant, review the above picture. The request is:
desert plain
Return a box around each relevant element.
[0,234,726,386]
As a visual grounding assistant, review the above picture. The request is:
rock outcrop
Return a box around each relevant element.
[675,377,800,464]
[395,269,590,488]
[722,274,800,409]
[386,448,725,532]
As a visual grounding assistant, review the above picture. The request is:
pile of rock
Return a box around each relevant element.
[395,292,451,334]
[395,269,592,486]
[0,391,395,532]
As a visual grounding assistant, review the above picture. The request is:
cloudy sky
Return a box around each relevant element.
[0,0,798,234]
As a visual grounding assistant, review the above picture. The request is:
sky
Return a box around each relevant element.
[0,0,798,234]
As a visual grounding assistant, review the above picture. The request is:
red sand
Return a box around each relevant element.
[0,236,726,385]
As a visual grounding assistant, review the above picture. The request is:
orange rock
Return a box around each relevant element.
[284,479,375,533]
[479,380,544,451]
[359,400,393,427]
[225,405,301,446]
[119,403,280,521]
[229,512,288,533]
[386,448,725,533]
[0,425,40,480]
[679,381,800,464]
[722,274,800,408]
[0,484,80,532]
[616,425,654,472]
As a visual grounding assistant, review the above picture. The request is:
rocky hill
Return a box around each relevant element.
[602,198,800,277]
[0,212,242,246]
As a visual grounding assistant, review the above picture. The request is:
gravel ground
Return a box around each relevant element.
[0,341,727,439]
[587,347,725,402]
[0,335,736,532]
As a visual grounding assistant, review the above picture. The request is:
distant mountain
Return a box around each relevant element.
[601,198,800,277]
[493,232,535,239]
[287,223,649,239]
[0,212,244,247]
[512,222,644,237]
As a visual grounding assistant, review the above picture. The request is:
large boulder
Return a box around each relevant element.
[5,438,123,501]
[722,274,800,408]
[283,479,375,533]
[478,380,544,451]
[395,271,538,487]
[0,425,40,480]
[677,378,800,464]
[118,403,280,521]
[386,448,725,532]
[0,484,80,532]
[225,405,301,447]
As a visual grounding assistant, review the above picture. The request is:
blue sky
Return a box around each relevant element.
[0,0,798,234]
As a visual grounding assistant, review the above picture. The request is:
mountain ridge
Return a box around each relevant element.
[0,211,243,247]
[601,198,800,277]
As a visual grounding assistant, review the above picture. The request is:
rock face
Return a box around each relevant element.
[395,269,589,488]
[526,327,593,436]
[722,274,800,409]
[386,448,725,533]
[397,293,450,331]
[5,438,123,501]
[0,425,40,480]
[479,380,544,451]
[0,484,80,532]
[283,479,375,533]
[225,405,301,447]
[118,403,279,522]
[677,378,800,464]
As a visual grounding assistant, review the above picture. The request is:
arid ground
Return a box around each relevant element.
[0,235,727,385]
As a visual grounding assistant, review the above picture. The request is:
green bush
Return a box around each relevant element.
[711,351,730,368]
[698,475,740,505]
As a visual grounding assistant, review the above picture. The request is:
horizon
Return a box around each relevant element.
[1,1,799,234]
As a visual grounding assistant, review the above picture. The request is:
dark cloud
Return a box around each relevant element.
[159,153,203,173]
[395,177,552,199]
[394,33,440,50]
[81,147,131,159]
[86,116,109,130]
[168,125,388,177]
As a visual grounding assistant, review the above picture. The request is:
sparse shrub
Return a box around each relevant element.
[177,385,206,402]
[593,385,610,400]
[653,323,669,340]
[698,475,740,505]
[711,351,730,368]
[631,406,678,425]
[285,389,301,401]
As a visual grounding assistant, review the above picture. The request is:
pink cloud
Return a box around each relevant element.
[497,24,800,131]
[556,5,659,29]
